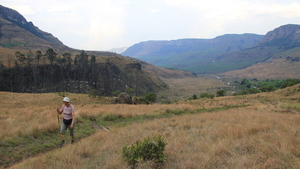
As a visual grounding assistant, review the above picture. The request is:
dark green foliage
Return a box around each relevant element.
[0,49,163,96]
[234,78,300,95]
[259,85,276,92]
[112,90,121,96]
[45,48,57,65]
[233,90,248,96]
[241,78,251,85]
[126,87,134,95]
[216,90,226,97]
[192,94,198,100]
[143,92,157,105]
[248,88,261,94]
[200,93,215,99]
[122,136,167,169]
[280,79,300,89]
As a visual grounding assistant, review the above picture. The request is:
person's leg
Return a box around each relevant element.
[60,122,67,145]
[70,125,74,144]
[60,134,65,140]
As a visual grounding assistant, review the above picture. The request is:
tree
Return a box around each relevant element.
[126,87,134,95]
[35,50,42,66]
[241,78,250,85]
[200,93,214,99]
[45,48,57,65]
[90,55,96,64]
[15,51,26,63]
[0,61,5,70]
[216,90,226,97]
[144,92,157,105]
[260,85,275,92]
[112,90,121,96]
[248,88,260,94]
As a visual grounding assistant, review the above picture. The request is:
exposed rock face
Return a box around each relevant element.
[0,5,27,25]
[116,92,137,104]
[0,5,64,46]
[259,24,300,44]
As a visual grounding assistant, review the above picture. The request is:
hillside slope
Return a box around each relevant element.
[2,84,300,168]
[122,24,300,79]
[0,5,196,95]
[121,34,264,73]
[0,5,70,51]
[223,24,300,79]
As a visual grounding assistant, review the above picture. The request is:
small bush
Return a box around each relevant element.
[216,90,226,97]
[200,93,214,99]
[122,136,167,169]
[57,92,67,97]
[233,90,249,96]
[103,114,123,121]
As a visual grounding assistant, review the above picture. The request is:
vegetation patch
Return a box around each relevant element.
[122,136,167,169]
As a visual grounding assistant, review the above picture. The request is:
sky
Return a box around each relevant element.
[1,0,300,51]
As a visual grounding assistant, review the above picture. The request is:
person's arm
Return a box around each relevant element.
[56,107,63,114]
[70,110,75,128]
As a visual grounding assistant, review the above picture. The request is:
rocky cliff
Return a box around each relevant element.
[259,24,300,44]
[0,5,64,46]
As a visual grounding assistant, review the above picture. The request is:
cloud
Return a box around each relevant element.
[7,0,128,50]
[162,0,300,38]
[150,9,160,13]
[2,0,300,50]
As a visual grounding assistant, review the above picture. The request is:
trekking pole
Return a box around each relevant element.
[57,109,61,130]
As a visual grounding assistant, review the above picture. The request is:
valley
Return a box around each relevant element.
[1,4,300,168]
[1,81,300,168]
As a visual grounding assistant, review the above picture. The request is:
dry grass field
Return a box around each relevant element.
[1,81,300,169]
[158,75,234,102]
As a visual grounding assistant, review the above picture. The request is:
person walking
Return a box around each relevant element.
[57,97,75,146]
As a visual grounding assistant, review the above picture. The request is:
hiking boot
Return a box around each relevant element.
[71,140,75,144]
[58,140,65,148]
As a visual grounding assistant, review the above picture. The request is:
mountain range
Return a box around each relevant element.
[1,4,300,86]
[122,25,300,79]
[0,5,196,95]
[121,34,264,71]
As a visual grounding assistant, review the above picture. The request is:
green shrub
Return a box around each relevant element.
[122,136,167,169]
[200,93,214,99]
[260,85,276,92]
[216,90,226,97]
[112,90,121,96]
[248,88,261,94]
[143,92,157,105]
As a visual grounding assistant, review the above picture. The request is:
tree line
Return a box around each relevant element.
[233,78,300,95]
[0,48,132,95]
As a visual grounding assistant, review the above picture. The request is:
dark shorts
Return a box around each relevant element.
[60,119,74,136]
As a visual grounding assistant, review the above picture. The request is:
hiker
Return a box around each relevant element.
[56,97,75,146]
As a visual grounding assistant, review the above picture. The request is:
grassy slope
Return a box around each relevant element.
[224,47,300,80]
[0,81,300,168]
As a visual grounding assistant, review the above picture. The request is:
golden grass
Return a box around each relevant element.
[224,58,300,80]
[2,84,300,168]
[9,108,300,169]
[0,91,206,140]
[158,75,231,102]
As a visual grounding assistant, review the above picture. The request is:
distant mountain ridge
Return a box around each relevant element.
[122,24,300,78]
[0,5,64,46]
[224,24,300,79]
[259,24,300,44]
[0,5,198,96]
[121,34,264,72]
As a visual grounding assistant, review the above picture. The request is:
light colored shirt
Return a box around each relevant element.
[61,104,74,120]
